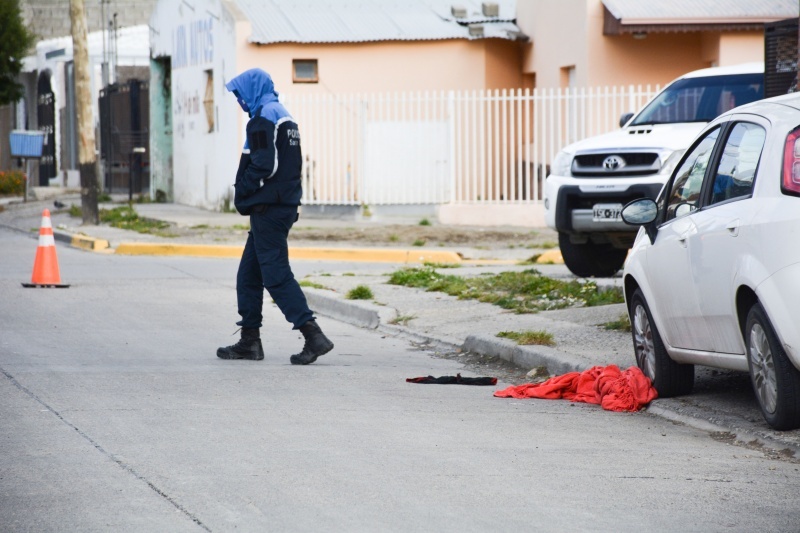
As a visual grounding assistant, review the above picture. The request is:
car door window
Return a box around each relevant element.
[708,122,766,206]
[664,128,720,221]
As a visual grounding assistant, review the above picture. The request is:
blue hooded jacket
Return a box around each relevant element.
[225,69,303,214]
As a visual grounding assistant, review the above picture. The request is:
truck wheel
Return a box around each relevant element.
[745,303,800,430]
[630,288,694,397]
[558,232,628,277]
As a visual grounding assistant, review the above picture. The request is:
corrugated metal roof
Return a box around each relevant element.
[233,0,521,44]
[602,0,798,24]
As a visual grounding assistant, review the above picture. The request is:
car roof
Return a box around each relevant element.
[679,62,764,80]
[725,92,800,116]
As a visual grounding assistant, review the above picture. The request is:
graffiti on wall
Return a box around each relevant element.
[174,82,203,139]
[172,18,214,69]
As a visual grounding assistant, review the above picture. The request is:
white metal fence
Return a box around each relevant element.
[284,85,660,206]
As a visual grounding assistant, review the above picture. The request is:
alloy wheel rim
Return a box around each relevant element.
[749,323,778,414]
[633,304,656,380]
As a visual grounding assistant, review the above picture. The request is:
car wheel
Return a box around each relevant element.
[629,288,694,397]
[558,232,627,277]
[745,303,800,431]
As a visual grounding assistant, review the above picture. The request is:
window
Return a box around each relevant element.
[664,128,720,221]
[293,60,318,83]
[631,73,763,126]
[709,123,765,205]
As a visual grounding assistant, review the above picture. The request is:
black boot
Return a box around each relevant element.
[217,328,264,360]
[290,320,334,365]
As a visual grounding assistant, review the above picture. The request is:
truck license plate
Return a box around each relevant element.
[592,203,623,222]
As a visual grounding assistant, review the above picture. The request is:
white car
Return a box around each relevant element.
[621,92,800,430]
[545,63,764,277]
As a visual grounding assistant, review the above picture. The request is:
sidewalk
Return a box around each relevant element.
[3,195,799,456]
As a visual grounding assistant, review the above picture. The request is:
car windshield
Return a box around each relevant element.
[631,73,763,126]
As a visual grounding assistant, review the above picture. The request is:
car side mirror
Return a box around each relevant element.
[619,112,634,128]
[621,198,658,244]
[674,202,695,218]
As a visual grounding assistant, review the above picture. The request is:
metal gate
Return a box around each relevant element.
[99,79,150,194]
[36,70,56,185]
[764,18,799,98]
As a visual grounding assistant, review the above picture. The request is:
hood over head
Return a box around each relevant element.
[225,68,280,116]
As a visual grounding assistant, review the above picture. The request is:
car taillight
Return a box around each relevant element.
[783,127,800,196]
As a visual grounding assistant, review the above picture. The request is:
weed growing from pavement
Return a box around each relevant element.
[388,266,624,313]
[70,204,177,237]
[603,313,632,332]
[422,261,460,269]
[347,285,374,300]
[389,314,417,325]
[497,330,555,346]
[299,280,328,290]
[419,218,431,226]
[412,239,426,247]
[518,254,542,265]
[232,224,250,231]
[101,206,175,236]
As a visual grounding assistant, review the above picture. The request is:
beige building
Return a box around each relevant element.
[517,0,797,90]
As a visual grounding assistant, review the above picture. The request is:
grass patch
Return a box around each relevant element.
[191,224,210,230]
[497,330,555,346]
[540,241,558,249]
[389,314,417,326]
[518,254,542,265]
[419,218,431,226]
[299,280,328,290]
[347,285,374,300]
[388,266,624,313]
[412,239,426,247]
[342,272,355,277]
[232,224,250,231]
[72,205,178,237]
[603,313,632,332]
[389,234,399,242]
[422,261,460,269]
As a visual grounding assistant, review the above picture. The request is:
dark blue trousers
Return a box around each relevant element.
[236,205,313,330]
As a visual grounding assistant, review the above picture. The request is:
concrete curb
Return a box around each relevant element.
[463,335,586,375]
[647,403,800,457]
[302,287,397,329]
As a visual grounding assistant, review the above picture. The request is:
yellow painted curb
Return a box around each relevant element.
[71,235,110,251]
[116,243,244,257]
[114,243,463,264]
[290,247,461,264]
[535,250,564,264]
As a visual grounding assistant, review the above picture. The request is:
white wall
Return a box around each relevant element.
[150,0,241,210]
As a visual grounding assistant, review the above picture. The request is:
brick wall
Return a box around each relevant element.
[21,0,157,40]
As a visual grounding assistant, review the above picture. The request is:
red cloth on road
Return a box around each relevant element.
[493,365,657,412]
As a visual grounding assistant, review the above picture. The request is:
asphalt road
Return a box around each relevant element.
[2,228,799,532]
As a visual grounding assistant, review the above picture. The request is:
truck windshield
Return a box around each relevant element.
[631,73,763,126]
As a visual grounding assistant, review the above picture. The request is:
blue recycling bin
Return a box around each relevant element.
[9,130,45,158]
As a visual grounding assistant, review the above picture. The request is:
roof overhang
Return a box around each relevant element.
[604,7,785,35]
[601,0,797,35]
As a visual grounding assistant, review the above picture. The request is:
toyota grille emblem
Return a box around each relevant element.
[603,155,626,171]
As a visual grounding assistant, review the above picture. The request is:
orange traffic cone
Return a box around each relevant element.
[22,209,70,288]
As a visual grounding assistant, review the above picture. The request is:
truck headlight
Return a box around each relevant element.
[550,150,573,177]
[659,149,686,178]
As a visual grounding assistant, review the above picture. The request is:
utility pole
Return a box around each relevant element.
[69,0,99,224]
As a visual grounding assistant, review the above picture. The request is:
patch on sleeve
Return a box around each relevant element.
[249,129,270,150]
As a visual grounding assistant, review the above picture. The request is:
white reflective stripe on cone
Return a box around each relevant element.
[38,234,55,247]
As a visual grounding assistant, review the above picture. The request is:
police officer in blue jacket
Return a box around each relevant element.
[217,68,334,364]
